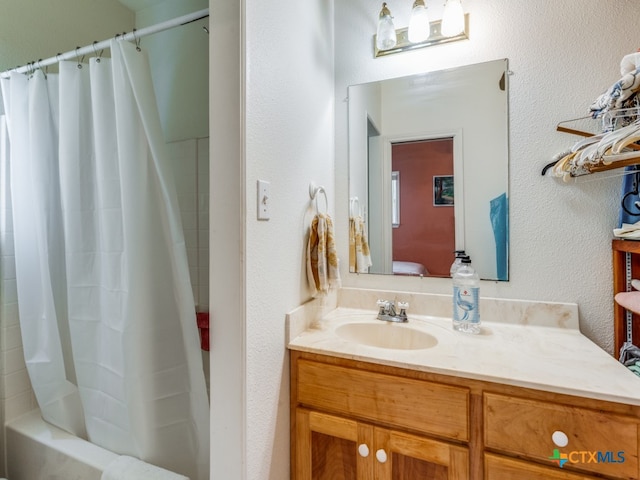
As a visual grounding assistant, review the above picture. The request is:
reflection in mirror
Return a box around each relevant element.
[348,59,509,281]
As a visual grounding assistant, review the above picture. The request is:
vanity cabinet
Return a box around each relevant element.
[291,353,471,479]
[295,408,469,479]
[291,351,640,480]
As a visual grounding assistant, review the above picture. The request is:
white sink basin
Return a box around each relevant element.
[335,322,438,350]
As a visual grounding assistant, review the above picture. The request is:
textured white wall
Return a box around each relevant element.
[336,0,640,353]
[210,0,335,477]
[244,0,334,478]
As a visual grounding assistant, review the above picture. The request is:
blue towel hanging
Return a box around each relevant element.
[619,165,640,227]
[490,193,508,281]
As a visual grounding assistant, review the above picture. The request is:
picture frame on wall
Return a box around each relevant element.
[433,175,454,206]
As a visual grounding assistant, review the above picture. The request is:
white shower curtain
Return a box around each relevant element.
[0,40,209,480]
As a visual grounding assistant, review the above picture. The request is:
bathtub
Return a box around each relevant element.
[6,409,117,480]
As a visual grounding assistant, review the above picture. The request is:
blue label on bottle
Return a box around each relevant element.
[453,286,480,323]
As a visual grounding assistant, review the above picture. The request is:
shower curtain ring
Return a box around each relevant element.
[132,29,142,52]
[75,47,84,69]
[37,59,47,78]
[92,41,103,63]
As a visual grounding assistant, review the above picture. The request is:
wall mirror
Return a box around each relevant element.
[348,59,509,281]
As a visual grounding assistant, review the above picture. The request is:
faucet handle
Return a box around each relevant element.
[377,299,392,310]
[396,301,409,322]
[376,299,391,314]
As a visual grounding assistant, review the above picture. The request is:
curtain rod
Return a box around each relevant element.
[0,8,209,79]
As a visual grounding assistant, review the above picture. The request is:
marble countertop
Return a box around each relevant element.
[286,289,640,406]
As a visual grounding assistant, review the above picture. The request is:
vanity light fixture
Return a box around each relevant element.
[376,3,397,52]
[441,0,465,37]
[407,0,430,43]
[374,1,469,58]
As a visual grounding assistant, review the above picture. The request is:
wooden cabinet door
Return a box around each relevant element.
[295,409,374,480]
[484,393,638,479]
[485,453,598,480]
[374,427,469,480]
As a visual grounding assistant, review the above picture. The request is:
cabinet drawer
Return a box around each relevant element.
[296,358,469,441]
[484,392,638,479]
[485,453,598,480]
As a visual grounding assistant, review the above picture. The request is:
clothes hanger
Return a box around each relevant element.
[612,121,640,153]
[547,105,640,177]
[552,151,579,181]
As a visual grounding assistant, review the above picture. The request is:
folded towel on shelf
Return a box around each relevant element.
[614,221,640,239]
[307,213,341,297]
[349,215,372,273]
[101,456,189,480]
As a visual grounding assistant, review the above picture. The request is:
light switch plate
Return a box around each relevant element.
[257,180,270,220]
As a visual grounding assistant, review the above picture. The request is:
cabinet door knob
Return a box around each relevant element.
[358,444,370,457]
[552,430,569,447]
[376,449,388,463]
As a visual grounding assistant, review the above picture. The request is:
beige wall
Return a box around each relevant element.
[0,1,134,72]
[133,0,209,142]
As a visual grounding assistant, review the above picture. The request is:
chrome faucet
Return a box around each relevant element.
[376,300,409,323]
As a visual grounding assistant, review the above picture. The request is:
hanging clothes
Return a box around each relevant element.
[0,40,208,480]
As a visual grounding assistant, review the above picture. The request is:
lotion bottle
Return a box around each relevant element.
[452,257,480,334]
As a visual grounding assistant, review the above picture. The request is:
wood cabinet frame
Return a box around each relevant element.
[291,350,640,480]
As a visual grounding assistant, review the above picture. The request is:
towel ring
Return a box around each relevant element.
[350,197,360,217]
[309,183,329,215]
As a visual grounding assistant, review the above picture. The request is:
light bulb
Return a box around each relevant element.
[441,0,465,37]
[408,0,430,43]
[376,3,397,51]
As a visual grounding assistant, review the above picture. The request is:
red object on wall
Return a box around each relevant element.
[392,139,455,276]
[196,312,210,351]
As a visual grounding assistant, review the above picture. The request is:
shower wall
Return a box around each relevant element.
[169,137,211,390]
[169,137,211,311]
